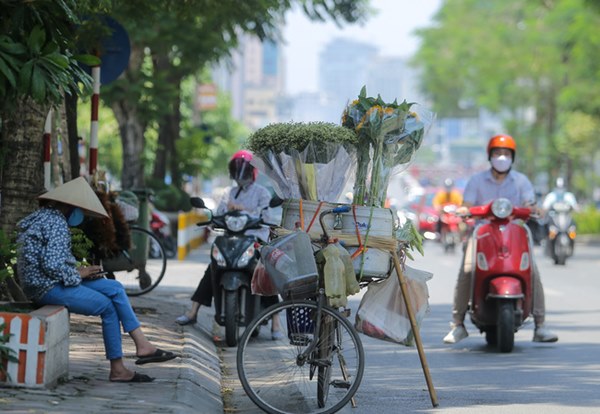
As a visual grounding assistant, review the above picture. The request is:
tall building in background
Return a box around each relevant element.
[318,38,378,110]
[285,38,428,124]
[212,34,285,130]
[365,56,425,105]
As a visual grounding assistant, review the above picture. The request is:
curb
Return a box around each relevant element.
[176,325,222,413]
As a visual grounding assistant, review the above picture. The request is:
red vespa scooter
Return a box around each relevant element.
[466,198,533,353]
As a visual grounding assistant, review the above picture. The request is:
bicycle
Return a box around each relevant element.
[102,224,167,296]
[236,205,365,414]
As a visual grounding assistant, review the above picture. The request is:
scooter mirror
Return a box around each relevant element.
[190,197,206,209]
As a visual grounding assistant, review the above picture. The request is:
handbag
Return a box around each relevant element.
[251,261,279,296]
[355,265,431,345]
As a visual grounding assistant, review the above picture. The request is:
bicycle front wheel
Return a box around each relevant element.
[108,226,167,296]
[237,300,364,414]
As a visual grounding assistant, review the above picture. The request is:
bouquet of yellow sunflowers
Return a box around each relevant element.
[342,86,433,207]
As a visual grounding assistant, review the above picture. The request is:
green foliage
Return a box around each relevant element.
[413,0,600,192]
[396,220,424,261]
[70,228,94,265]
[77,99,123,178]
[246,122,358,161]
[0,0,97,111]
[573,206,600,234]
[146,178,192,212]
[178,81,248,179]
[0,228,17,284]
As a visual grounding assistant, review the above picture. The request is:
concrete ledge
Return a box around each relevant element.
[0,305,69,388]
[175,321,223,413]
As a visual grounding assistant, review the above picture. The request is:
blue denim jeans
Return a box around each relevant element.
[38,278,141,360]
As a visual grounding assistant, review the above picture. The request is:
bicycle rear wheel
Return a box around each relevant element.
[105,226,167,296]
[237,300,364,414]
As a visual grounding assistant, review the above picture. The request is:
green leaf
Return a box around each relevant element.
[43,53,69,69]
[27,26,46,55]
[31,65,46,101]
[73,54,101,66]
[41,42,59,56]
[359,85,367,98]
[0,50,22,71]
[18,60,33,92]
[0,58,17,88]
[0,38,27,55]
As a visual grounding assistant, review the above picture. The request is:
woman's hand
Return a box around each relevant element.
[79,265,103,279]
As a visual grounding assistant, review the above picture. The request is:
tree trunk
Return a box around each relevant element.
[152,54,183,188]
[0,98,49,301]
[64,92,81,181]
[111,99,146,190]
[0,98,49,235]
[154,93,182,187]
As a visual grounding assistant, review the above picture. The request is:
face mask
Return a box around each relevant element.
[491,155,512,173]
[67,207,84,227]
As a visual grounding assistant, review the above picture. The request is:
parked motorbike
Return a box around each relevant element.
[190,196,282,347]
[464,198,534,353]
[150,209,177,259]
[438,204,464,253]
[545,201,576,265]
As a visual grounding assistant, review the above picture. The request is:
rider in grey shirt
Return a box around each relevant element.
[443,134,558,345]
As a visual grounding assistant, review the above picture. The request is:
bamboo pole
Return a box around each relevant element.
[391,250,439,408]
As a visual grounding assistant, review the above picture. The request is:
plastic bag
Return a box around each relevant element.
[251,262,278,296]
[355,265,432,345]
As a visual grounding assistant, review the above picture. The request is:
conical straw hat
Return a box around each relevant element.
[38,177,109,218]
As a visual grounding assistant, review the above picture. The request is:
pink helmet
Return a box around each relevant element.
[229,150,257,181]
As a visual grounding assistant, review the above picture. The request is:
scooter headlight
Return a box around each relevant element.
[225,215,248,232]
[211,244,226,267]
[491,198,513,219]
[236,244,256,268]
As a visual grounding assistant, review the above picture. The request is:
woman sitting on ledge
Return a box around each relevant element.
[16,177,176,383]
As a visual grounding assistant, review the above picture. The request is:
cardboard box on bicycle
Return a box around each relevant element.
[280,199,395,279]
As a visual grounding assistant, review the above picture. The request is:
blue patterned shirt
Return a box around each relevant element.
[17,207,81,301]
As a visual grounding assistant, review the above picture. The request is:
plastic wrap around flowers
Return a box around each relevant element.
[246,122,358,202]
[342,86,434,207]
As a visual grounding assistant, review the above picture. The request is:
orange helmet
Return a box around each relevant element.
[487,134,516,159]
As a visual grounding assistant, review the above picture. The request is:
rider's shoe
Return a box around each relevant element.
[533,325,558,343]
[443,323,468,344]
[175,314,197,326]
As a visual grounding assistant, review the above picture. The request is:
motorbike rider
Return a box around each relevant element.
[432,178,463,235]
[175,150,283,339]
[443,134,559,344]
[542,177,579,212]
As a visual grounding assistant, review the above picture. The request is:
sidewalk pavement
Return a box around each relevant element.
[0,247,223,414]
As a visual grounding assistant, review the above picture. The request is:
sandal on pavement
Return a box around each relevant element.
[110,371,154,383]
[135,348,177,365]
[175,314,197,326]
[271,330,284,340]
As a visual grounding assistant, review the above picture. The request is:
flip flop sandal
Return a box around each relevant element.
[135,348,177,365]
[110,371,154,383]
[175,314,197,326]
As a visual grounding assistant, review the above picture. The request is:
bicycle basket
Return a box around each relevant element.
[261,231,318,299]
[286,305,315,345]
